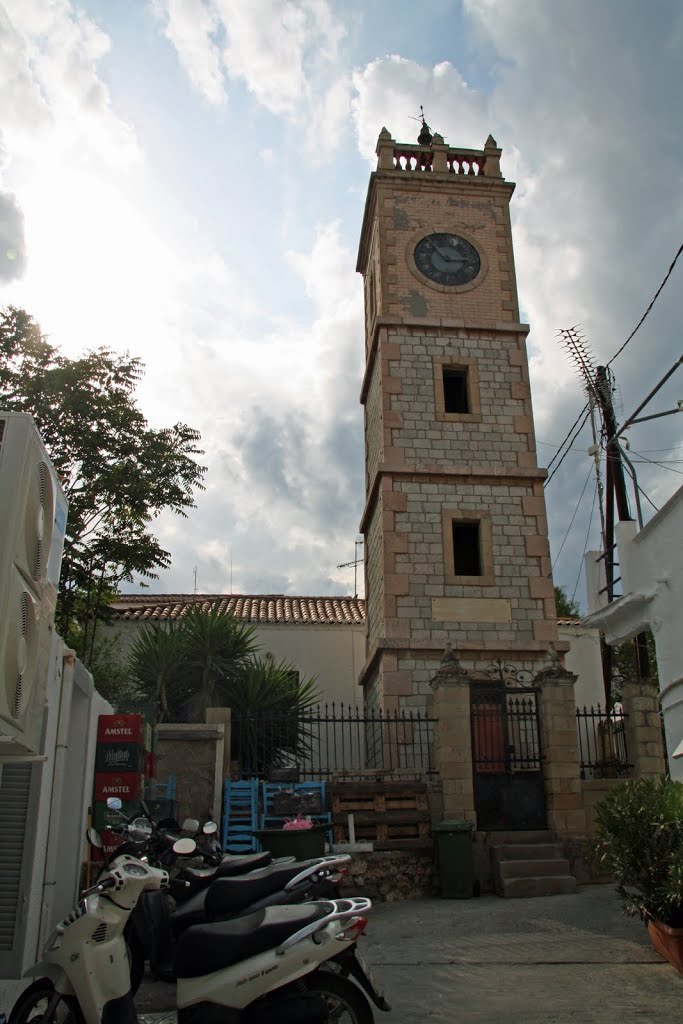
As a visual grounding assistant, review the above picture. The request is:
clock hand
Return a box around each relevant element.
[429,236,465,265]
[429,238,453,261]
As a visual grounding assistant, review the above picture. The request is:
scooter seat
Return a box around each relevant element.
[175,903,330,978]
[204,861,322,919]
[182,867,216,882]
[215,852,272,876]
[169,888,208,936]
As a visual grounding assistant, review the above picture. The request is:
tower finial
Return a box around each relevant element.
[416,105,433,146]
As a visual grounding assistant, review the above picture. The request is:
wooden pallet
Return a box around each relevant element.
[331,782,432,849]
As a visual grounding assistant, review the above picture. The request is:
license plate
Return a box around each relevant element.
[353,948,383,999]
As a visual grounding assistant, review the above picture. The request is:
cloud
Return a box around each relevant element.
[352,56,490,161]
[152,0,351,152]
[152,0,225,105]
[0,186,25,280]
[350,4,683,606]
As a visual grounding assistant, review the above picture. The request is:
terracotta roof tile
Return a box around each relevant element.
[110,595,583,629]
[109,594,366,626]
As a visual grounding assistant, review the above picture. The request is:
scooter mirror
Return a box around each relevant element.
[87,828,103,849]
[203,821,218,835]
[106,797,123,811]
[173,837,197,856]
[139,798,152,818]
[182,818,200,834]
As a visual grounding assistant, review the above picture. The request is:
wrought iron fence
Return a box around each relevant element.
[231,703,437,781]
[576,704,631,779]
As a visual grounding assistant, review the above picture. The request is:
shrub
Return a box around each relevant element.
[593,777,683,927]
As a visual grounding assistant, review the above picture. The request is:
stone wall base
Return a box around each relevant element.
[339,849,438,901]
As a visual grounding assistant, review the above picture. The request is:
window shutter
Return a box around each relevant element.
[0,763,32,961]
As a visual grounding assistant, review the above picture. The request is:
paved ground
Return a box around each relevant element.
[137,885,681,1023]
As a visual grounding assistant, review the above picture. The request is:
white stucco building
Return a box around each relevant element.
[109,595,366,708]
[584,483,683,780]
[108,594,602,710]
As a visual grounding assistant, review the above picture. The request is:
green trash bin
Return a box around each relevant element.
[434,820,475,898]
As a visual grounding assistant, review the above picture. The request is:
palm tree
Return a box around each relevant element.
[126,606,318,752]
[228,656,321,774]
[178,604,258,719]
[128,621,185,721]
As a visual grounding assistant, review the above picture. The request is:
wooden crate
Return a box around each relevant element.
[331,782,432,850]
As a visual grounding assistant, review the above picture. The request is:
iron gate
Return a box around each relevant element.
[470,684,546,830]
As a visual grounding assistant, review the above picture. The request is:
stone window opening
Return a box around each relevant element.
[442,508,494,586]
[434,356,481,422]
[452,520,482,575]
[442,366,470,414]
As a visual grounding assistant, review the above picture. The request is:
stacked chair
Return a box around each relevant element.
[222,778,260,852]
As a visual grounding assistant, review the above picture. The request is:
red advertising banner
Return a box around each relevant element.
[93,772,144,802]
[97,830,125,861]
[97,714,144,744]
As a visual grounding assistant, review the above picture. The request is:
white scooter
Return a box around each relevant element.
[9,833,387,1024]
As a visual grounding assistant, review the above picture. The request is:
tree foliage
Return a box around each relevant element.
[127,605,321,771]
[554,585,581,618]
[0,306,206,641]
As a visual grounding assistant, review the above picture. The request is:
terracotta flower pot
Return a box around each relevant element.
[647,917,683,973]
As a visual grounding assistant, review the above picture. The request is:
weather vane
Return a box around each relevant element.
[409,105,434,146]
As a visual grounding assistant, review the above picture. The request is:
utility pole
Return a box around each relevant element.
[595,365,651,697]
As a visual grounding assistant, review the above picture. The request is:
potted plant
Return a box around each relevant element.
[593,777,683,972]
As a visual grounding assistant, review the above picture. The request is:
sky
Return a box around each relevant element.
[1,0,682,609]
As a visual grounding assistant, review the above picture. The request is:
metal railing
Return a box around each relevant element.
[231,703,437,781]
[576,704,631,779]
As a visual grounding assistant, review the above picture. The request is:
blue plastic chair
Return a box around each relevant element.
[223,779,259,852]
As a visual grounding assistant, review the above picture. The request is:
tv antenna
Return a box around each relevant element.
[337,538,364,598]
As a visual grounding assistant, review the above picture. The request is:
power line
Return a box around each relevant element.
[544,408,591,488]
[551,464,593,571]
[629,449,683,478]
[547,243,682,488]
[546,403,590,471]
[607,240,683,367]
[619,456,660,515]
[636,444,683,453]
[570,480,598,607]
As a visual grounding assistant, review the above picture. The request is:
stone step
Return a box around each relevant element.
[493,843,564,861]
[486,831,554,846]
[499,874,578,899]
[498,857,571,879]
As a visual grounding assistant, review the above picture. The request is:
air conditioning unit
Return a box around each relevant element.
[0,412,68,754]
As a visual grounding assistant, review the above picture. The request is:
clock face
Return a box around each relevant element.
[413,233,481,287]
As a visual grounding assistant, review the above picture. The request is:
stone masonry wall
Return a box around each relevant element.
[365,493,385,659]
[377,179,519,325]
[390,475,556,653]
[340,849,438,902]
[364,348,383,494]
[388,327,535,471]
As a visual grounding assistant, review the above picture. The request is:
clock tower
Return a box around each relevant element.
[357,125,561,713]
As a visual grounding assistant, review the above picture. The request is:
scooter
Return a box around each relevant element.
[135,854,352,986]
[10,836,387,1023]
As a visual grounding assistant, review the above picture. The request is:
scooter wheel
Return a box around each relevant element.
[305,972,374,1024]
[9,979,83,1024]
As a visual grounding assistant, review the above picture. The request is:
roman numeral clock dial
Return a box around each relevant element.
[413,232,481,287]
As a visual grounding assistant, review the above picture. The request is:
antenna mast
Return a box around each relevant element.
[559,327,650,706]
